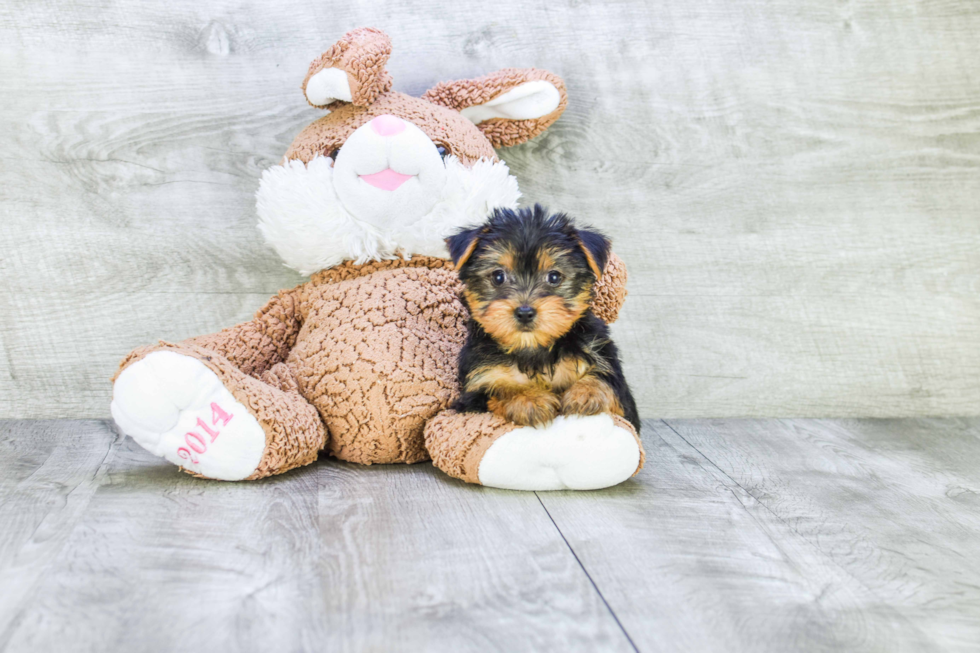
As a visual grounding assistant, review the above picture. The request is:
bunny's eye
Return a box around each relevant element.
[436,145,449,159]
[328,148,341,161]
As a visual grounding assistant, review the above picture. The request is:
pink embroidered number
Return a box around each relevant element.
[212,402,233,427]
[177,448,199,465]
[176,402,234,467]
[185,431,207,454]
[196,418,218,442]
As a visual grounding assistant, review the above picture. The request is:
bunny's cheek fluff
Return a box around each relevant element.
[256,153,520,277]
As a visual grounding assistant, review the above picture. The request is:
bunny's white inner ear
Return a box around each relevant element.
[460,80,561,124]
[305,67,353,106]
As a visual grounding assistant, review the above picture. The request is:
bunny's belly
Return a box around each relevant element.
[288,265,467,464]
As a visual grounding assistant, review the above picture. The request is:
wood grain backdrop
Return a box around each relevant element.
[1,0,978,418]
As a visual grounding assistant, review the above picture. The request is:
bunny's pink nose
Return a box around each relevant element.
[370,114,405,137]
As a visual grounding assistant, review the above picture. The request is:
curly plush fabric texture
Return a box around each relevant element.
[115,341,327,480]
[112,27,644,486]
[424,411,644,486]
[285,92,498,166]
[302,27,393,108]
[424,68,568,148]
[115,255,630,478]
[424,410,517,484]
[591,252,629,323]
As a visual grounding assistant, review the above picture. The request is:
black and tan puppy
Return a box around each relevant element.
[447,205,640,431]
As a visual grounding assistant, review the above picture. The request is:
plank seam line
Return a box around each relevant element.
[534,492,640,653]
[657,418,937,636]
[657,419,872,579]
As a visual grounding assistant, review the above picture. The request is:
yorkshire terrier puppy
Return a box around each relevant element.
[447,205,640,431]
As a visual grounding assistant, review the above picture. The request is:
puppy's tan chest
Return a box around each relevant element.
[545,356,594,392]
[468,356,592,394]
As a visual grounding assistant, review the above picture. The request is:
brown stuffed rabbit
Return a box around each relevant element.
[110,28,642,490]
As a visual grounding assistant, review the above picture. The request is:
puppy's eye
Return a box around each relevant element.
[491,269,506,286]
[546,270,563,285]
[436,145,449,159]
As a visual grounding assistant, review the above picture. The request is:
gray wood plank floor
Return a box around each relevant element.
[1,418,978,652]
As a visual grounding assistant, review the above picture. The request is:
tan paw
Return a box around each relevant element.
[561,376,621,417]
[489,390,560,427]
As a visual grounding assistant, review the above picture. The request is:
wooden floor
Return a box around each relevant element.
[1,418,979,652]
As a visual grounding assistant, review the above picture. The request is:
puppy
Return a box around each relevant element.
[447,205,640,432]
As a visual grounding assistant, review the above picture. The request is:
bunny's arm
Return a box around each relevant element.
[115,286,306,381]
[179,287,306,377]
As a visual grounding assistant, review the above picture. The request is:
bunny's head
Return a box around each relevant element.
[256,28,567,275]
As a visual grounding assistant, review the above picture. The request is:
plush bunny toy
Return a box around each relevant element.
[110,28,645,490]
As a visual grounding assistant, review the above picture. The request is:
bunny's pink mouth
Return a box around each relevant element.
[359,169,414,191]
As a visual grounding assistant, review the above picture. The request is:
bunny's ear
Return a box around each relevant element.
[302,27,393,108]
[423,68,567,148]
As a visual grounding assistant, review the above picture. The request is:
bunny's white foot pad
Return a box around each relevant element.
[111,351,266,481]
[477,414,641,491]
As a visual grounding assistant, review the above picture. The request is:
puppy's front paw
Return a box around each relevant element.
[489,391,560,427]
[561,376,620,417]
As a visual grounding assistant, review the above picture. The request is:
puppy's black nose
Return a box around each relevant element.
[514,305,537,324]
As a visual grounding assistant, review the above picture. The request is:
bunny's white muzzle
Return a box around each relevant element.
[332,114,448,230]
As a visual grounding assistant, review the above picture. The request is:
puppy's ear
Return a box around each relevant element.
[446,225,488,270]
[302,27,393,108]
[423,68,567,148]
[575,228,611,280]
